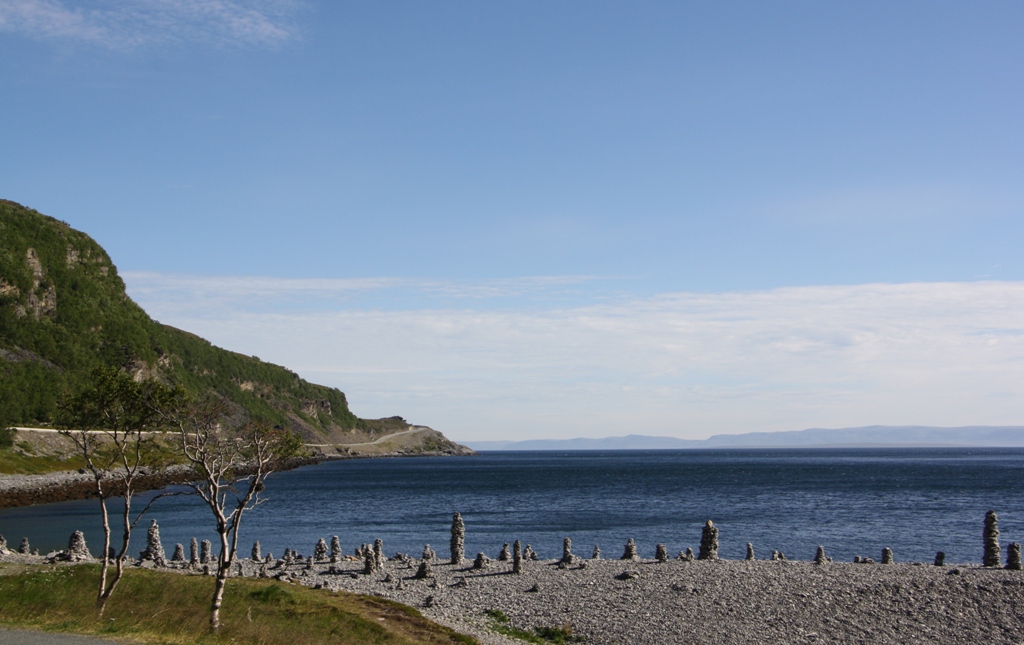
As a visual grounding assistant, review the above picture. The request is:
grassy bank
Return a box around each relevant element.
[0,564,475,645]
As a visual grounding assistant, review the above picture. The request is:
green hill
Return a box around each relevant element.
[0,199,447,448]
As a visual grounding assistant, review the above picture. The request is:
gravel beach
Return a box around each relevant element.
[238,553,1024,644]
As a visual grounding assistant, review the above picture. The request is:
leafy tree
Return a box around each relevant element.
[56,366,181,614]
[169,398,300,631]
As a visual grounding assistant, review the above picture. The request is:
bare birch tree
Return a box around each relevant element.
[170,398,300,631]
[57,366,178,614]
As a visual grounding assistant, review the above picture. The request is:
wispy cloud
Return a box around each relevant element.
[0,0,299,47]
[124,275,1024,441]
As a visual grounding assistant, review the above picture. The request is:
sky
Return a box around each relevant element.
[2,1,1023,441]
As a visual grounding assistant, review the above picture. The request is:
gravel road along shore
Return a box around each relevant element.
[233,555,1024,644]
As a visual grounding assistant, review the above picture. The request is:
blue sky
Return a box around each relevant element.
[2,1,1024,440]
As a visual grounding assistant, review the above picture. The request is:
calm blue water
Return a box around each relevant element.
[2,449,1023,565]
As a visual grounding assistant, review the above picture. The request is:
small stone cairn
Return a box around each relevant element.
[814,546,827,564]
[200,539,212,565]
[315,538,328,562]
[422,544,435,561]
[1007,543,1022,571]
[450,512,465,565]
[172,544,185,563]
[561,537,575,565]
[20,537,30,554]
[140,519,166,566]
[655,544,669,562]
[746,543,755,561]
[934,552,945,566]
[984,510,1001,567]
[523,544,537,561]
[330,536,342,562]
[190,538,199,568]
[592,545,601,560]
[51,530,92,562]
[513,539,523,574]
[881,547,894,564]
[473,552,489,569]
[698,520,719,561]
[678,547,694,561]
[0,534,8,555]
[363,548,377,575]
[252,541,262,562]
[621,538,639,561]
[414,559,433,579]
[498,542,511,561]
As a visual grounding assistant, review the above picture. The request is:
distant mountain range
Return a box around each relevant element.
[464,426,1024,451]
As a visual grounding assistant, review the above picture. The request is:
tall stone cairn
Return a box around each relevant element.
[746,543,755,561]
[374,538,386,570]
[698,521,719,561]
[592,545,601,560]
[315,538,328,562]
[142,519,166,566]
[655,544,669,562]
[621,538,638,560]
[422,544,435,561]
[513,539,523,574]
[414,559,433,579]
[190,538,199,567]
[1007,543,1022,571]
[172,543,185,563]
[450,512,465,565]
[881,547,894,564]
[200,539,212,565]
[330,536,342,562]
[363,548,378,575]
[473,552,489,569]
[67,530,91,561]
[20,537,30,554]
[499,543,511,561]
[561,537,574,564]
[984,510,1001,567]
[252,541,262,562]
[814,546,827,564]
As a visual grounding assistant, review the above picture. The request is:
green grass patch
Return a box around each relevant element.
[0,564,475,645]
[0,449,87,474]
[484,608,579,644]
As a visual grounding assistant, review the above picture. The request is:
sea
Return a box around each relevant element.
[2,448,1023,565]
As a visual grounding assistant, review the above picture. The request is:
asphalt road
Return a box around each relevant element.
[0,629,124,644]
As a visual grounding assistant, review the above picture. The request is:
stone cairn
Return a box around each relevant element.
[314,538,328,562]
[0,534,8,555]
[330,536,342,562]
[513,539,523,574]
[200,539,212,565]
[881,548,894,564]
[1007,543,1022,571]
[771,550,787,561]
[814,546,827,564]
[934,552,945,566]
[561,537,575,564]
[678,547,694,561]
[523,544,537,561]
[374,539,386,570]
[746,543,755,561]
[20,537,30,554]
[473,552,489,569]
[984,510,1001,567]
[51,530,92,562]
[592,545,601,560]
[172,544,185,563]
[621,538,639,561]
[655,544,669,562]
[363,548,377,575]
[499,543,511,561]
[450,512,465,564]
[698,520,719,561]
[252,541,262,562]
[190,538,199,568]
[141,519,166,566]
[414,559,433,579]
[422,544,435,561]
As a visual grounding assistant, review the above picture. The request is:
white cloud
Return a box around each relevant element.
[0,0,298,47]
[124,275,1024,442]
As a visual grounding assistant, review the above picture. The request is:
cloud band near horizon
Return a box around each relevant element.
[122,274,1024,442]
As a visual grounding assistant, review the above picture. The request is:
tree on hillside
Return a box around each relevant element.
[168,397,300,631]
[57,366,181,614]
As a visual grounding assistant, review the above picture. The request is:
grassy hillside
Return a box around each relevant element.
[0,200,408,443]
